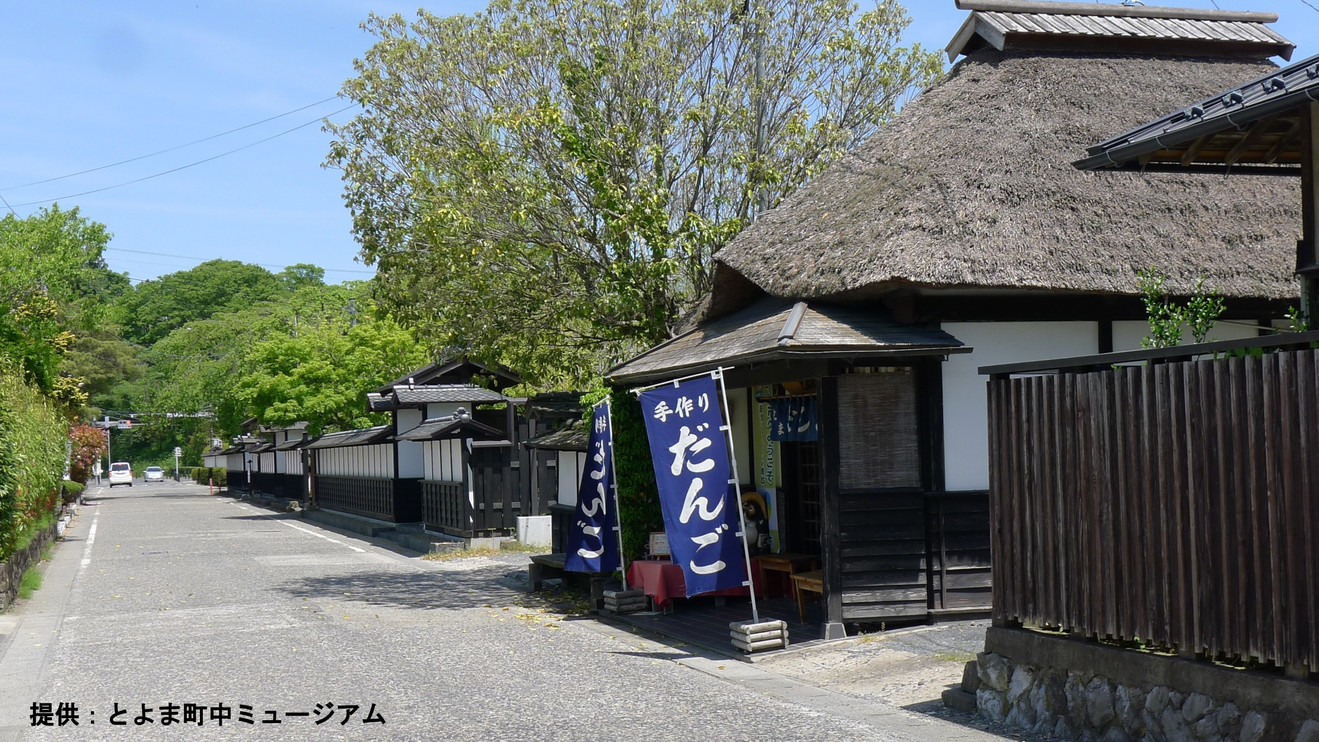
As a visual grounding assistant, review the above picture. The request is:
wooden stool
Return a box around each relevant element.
[790,569,824,624]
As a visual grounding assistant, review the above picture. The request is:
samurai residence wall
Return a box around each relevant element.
[278,450,304,476]
[316,444,395,479]
[422,439,463,483]
[258,452,275,473]
[396,408,425,478]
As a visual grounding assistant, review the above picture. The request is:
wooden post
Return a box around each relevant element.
[1300,102,1319,322]
[817,376,846,640]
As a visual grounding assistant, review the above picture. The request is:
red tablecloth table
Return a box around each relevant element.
[626,559,764,610]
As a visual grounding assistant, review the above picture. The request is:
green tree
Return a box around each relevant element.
[235,310,430,435]
[278,263,327,292]
[327,0,940,386]
[0,205,121,406]
[115,260,287,345]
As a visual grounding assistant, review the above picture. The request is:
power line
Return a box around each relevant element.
[0,97,343,192]
[9,105,356,208]
[106,247,374,275]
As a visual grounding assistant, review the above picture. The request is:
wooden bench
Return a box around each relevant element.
[528,553,567,592]
[528,553,607,609]
[791,570,824,624]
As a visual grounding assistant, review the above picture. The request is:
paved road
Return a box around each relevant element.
[1,481,1009,741]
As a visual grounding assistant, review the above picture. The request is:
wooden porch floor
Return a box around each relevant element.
[601,595,834,660]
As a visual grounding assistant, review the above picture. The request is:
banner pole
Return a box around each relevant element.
[602,397,628,590]
[630,366,738,396]
[714,367,760,625]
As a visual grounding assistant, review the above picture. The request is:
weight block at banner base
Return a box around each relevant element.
[603,588,647,614]
[729,619,788,653]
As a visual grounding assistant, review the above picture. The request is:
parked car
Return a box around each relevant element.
[108,462,133,487]
[144,466,165,483]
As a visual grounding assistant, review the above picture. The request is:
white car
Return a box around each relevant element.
[144,466,165,483]
[108,462,133,487]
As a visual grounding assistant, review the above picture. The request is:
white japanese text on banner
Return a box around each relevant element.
[639,374,746,596]
[564,400,620,573]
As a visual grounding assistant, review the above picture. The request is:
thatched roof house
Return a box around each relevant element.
[606,0,1305,638]
[706,0,1302,311]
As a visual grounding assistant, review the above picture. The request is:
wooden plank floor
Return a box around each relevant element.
[605,595,833,658]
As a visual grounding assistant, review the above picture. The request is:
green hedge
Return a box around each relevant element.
[0,369,69,561]
[193,467,226,487]
[60,480,84,504]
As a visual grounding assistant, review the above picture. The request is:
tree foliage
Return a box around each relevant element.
[0,205,122,408]
[115,259,289,345]
[235,306,430,435]
[67,423,108,485]
[328,0,940,386]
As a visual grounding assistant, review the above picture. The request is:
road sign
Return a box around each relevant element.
[116,420,133,429]
[174,447,182,456]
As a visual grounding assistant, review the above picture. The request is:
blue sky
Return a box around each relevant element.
[2,1,1316,285]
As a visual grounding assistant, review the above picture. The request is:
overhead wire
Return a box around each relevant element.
[0,96,342,192]
[8,104,357,208]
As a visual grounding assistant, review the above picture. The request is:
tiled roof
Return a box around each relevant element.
[304,425,394,450]
[395,415,506,442]
[524,425,589,452]
[392,385,508,406]
[609,298,967,384]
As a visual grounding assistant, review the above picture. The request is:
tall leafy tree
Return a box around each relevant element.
[115,259,287,345]
[327,0,940,386]
[0,205,122,408]
[235,308,430,435]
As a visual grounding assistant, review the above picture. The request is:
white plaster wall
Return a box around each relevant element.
[395,408,425,478]
[279,450,304,475]
[1113,319,1263,351]
[941,322,1099,492]
[425,402,462,419]
[423,439,463,481]
[318,444,394,478]
[557,451,586,507]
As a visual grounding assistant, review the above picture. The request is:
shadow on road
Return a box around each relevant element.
[277,566,528,612]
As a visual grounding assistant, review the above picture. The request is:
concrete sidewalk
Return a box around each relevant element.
[0,489,100,742]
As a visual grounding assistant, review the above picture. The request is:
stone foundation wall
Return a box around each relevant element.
[0,522,58,612]
[973,628,1319,742]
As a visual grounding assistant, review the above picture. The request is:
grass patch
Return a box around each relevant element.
[17,565,42,600]
[421,540,549,562]
[933,651,977,663]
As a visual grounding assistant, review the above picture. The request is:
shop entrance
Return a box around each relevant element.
[780,441,822,555]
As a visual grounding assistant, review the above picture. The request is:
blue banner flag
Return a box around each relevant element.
[564,400,620,573]
[639,374,746,597]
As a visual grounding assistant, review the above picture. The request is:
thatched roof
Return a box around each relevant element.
[713,46,1302,303]
[1076,51,1319,173]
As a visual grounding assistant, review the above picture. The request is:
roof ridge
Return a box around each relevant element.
[955,1,1278,24]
